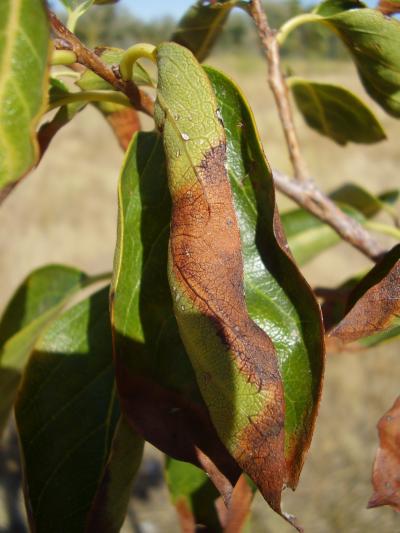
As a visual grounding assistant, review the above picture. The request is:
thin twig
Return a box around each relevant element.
[48,10,154,117]
[249,0,309,182]
[272,169,385,261]
[249,0,386,261]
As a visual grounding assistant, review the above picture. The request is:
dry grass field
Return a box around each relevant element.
[0,52,399,532]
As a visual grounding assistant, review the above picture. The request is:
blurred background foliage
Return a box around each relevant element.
[49,0,349,59]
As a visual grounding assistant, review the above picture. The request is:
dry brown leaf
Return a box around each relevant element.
[368,396,400,511]
[328,244,400,349]
[106,108,141,150]
[378,0,400,15]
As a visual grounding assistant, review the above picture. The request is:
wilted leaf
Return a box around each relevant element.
[171,0,241,62]
[205,63,324,503]
[15,287,121,532]
[289,78,386,145]
[310,2,400,117]
[155,43,286,512]
[368,396,400,511]
[0,265,98,435]
[328,244,400,348]
[86,416,144,533]
[111,131,241,505]
[0,0,50,199]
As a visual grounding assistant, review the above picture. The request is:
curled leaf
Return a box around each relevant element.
[205,66,324,494]
[328,244,400,348]
[111,131,241,505]
[155,42,286,512]
[368,396,400,511]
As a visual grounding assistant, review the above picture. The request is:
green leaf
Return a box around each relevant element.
[154,41,288,513]
[314,0,366,16]
[0,265,97,435]
[0,0,50,197]
[205,66,324,491]
[289,78,386,145]
[282,183,399,265]
[15,287,121,532]
[308,3,400,117]
[166,458,256,532]
[165,457,221,531]
[171,0,241,62]
[77,47,154,92]
[111,131,241,504]
[86,416,144,533]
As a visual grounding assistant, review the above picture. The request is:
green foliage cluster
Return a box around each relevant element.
[53,0,349,58]
[0,0,400,531]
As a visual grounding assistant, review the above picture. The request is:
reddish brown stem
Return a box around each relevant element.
[49,11,154,117]
[273,169,385,261]
[249,0,309,182]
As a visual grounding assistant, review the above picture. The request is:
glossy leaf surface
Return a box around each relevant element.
[0,0,50,197]
[15,287,120,532]
[111,131,241,505]
[205,65,324,493]
[155,43,286,512]
[290,78,386,145]
[171,0,241,61]
[0,265,92,435]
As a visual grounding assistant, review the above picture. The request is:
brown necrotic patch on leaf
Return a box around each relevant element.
[169,142,286,511]
[328,244,400,348]
[368,396,400,511]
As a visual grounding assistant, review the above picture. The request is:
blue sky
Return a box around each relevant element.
[54,1,377,21]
